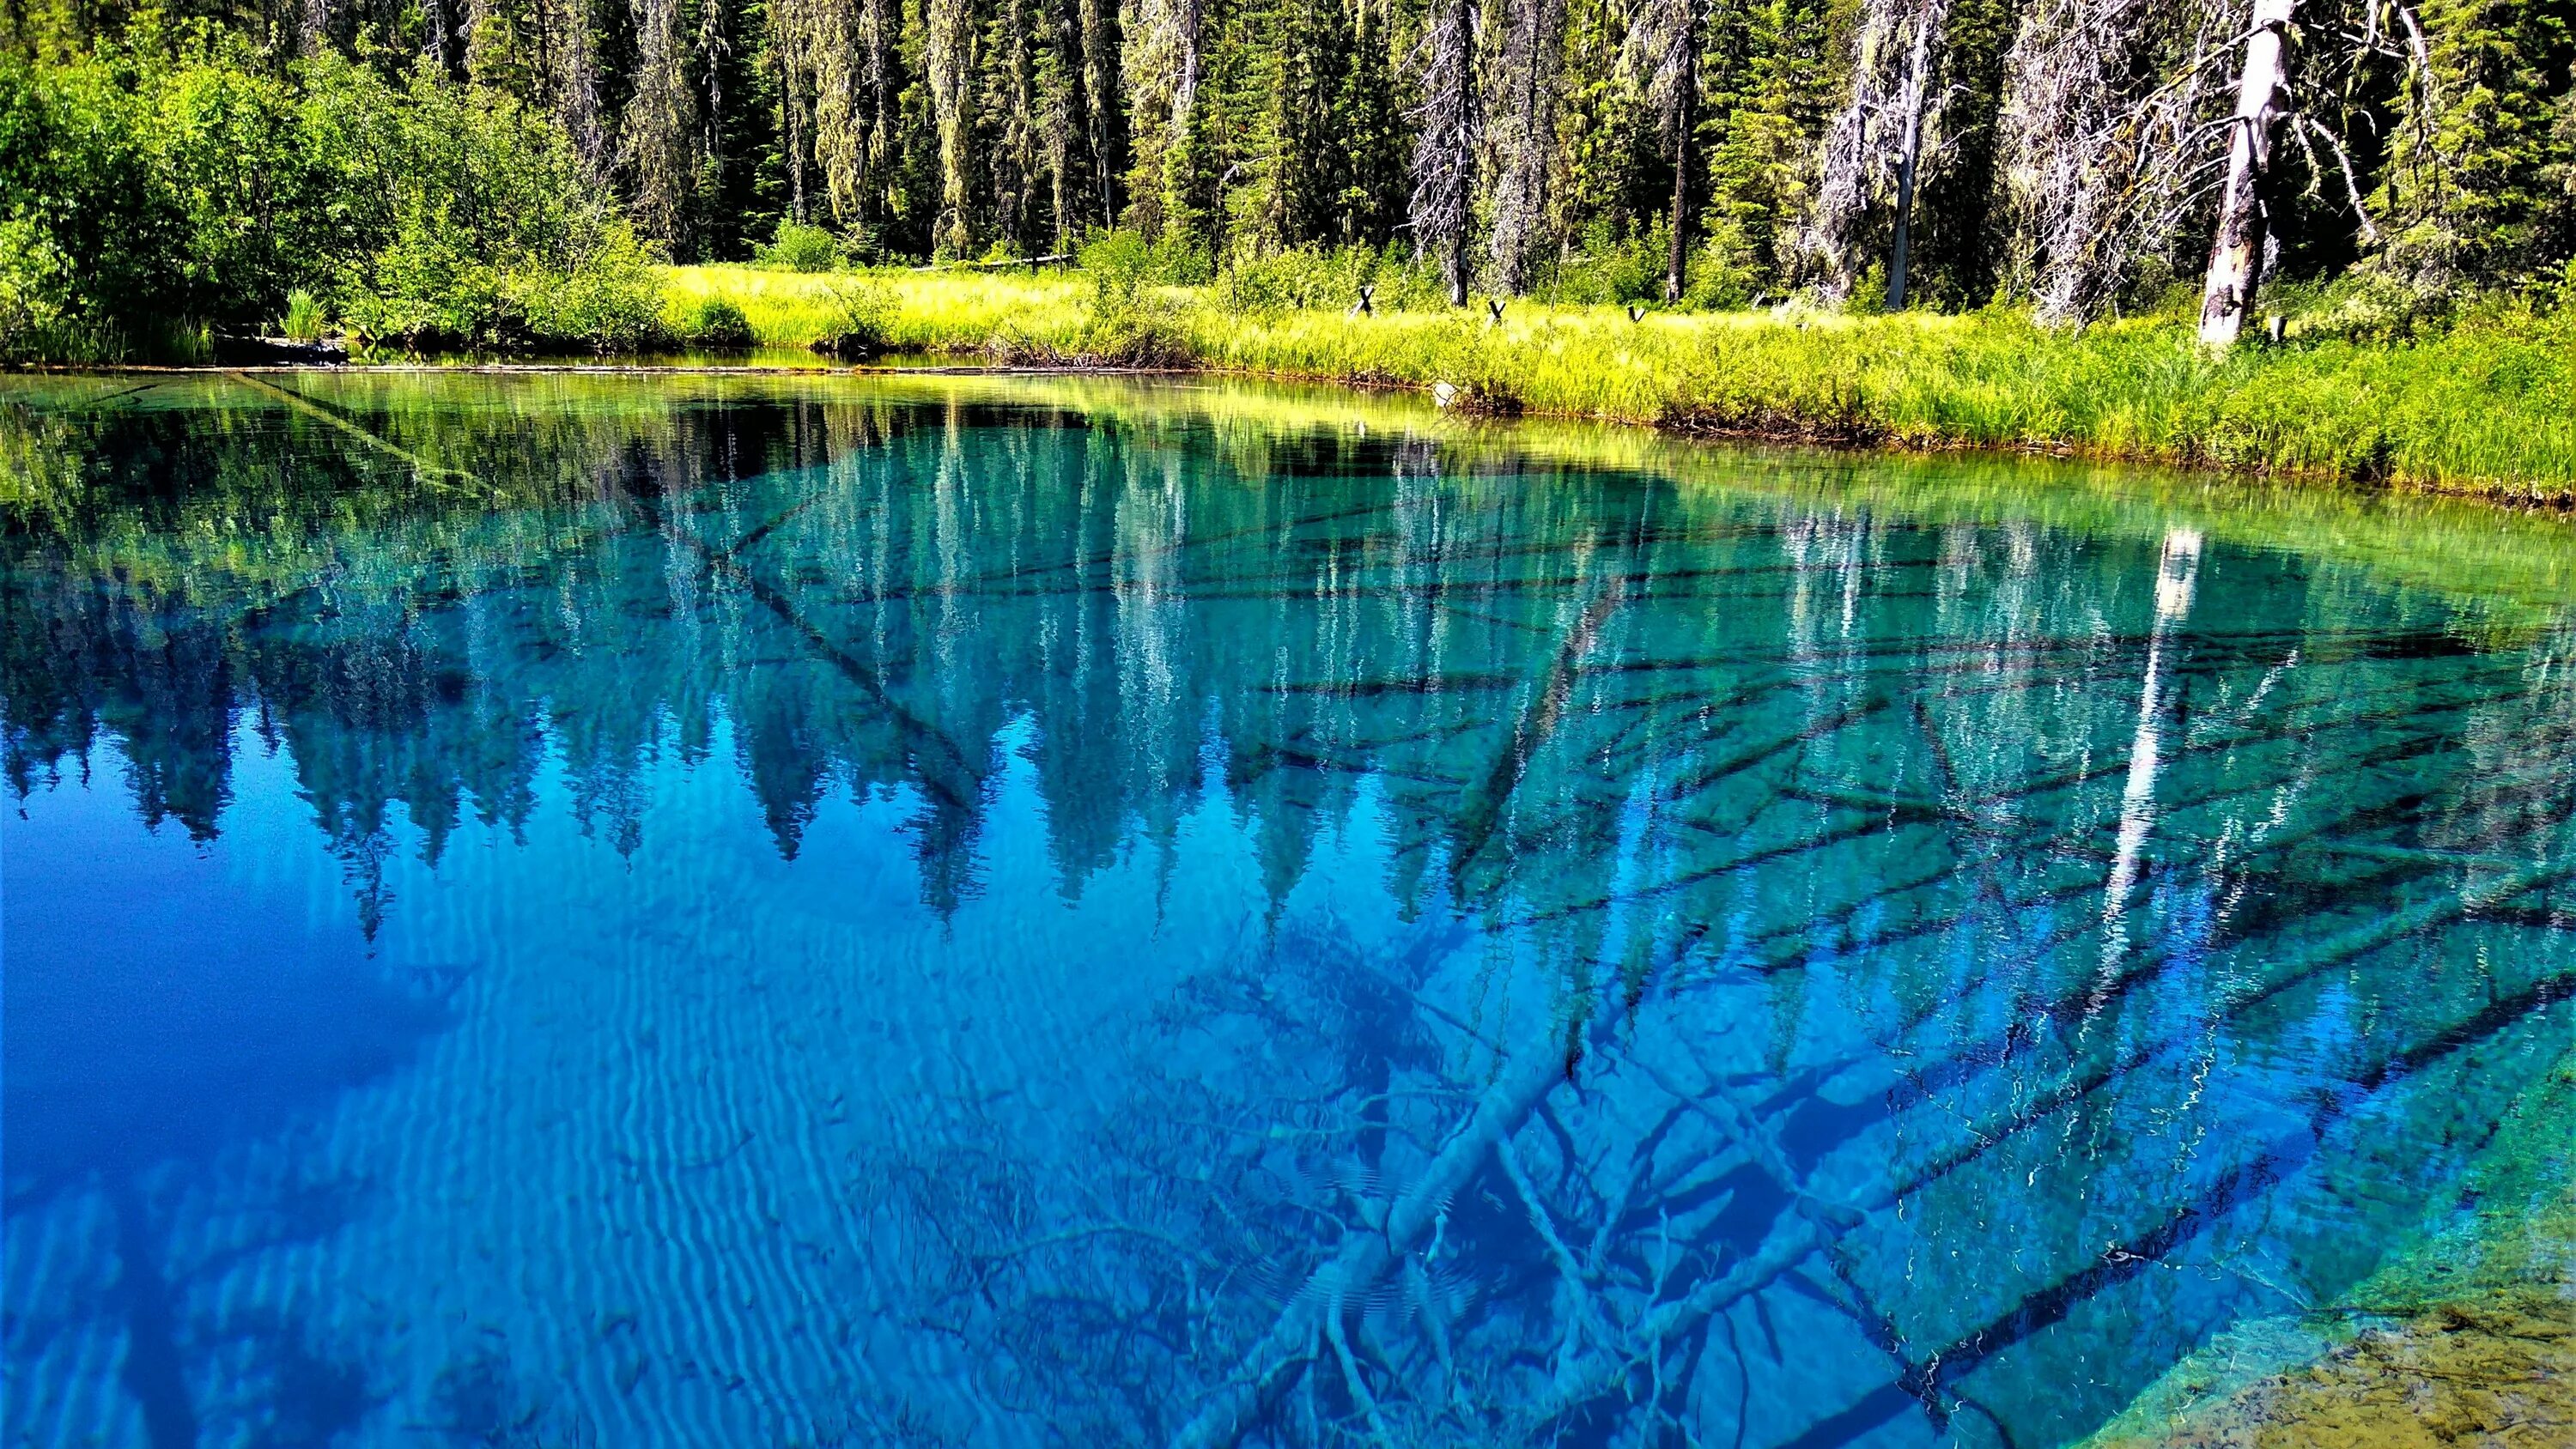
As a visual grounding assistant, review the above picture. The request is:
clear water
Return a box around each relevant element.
[4,373,2571,1449]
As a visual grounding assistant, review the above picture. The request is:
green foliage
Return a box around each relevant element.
[0,30,665,361]
[281,288,327,340]
[2373,0,2576,290]
[1216,246,1429,314]
[753,221,846,273]
[665,264,2576,497]
[7,0,2576,371]
[672,295,756,347]
[1533,223,1672,307]
[811,277,896,355]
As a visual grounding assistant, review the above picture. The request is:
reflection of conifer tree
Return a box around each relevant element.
[0,563,237,838]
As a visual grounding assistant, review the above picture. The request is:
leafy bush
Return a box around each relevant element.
[1080,229,1157,312]
[673,295,755,347]
[329,66,667,352]
[1218,246,1379,314]
[1534,223,1669,307]
[0,29,665,361]
[755,221,843,273]
[811,277,896,355]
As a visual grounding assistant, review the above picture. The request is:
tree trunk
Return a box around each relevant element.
[1886,18,1929,309]
[1662,19,1696,303]
[2198,0,2297,349]
[783,43,808,224]
[1406,0,1479,306]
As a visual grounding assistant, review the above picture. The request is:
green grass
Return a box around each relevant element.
[661,264,2576,502]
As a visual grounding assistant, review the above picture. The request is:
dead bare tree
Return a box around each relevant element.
[1806,0,1953,305]
[1407,0,1481,306]
[2197,0,2300,346]
[1996,0,2236,323]
[1484,0,1566,294]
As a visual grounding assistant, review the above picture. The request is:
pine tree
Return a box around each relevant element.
[2374,0,2576,288]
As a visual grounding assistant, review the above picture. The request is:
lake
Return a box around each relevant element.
[4,371,2571,1448]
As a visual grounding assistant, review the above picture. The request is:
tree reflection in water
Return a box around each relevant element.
[3,374,2571,1448]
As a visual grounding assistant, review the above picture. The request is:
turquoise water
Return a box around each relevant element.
[3,374,2571,1448]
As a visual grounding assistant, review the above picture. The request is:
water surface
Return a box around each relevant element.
[4,373,2572,1448]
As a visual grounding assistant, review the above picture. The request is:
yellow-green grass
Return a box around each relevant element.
[662,264,2576,502]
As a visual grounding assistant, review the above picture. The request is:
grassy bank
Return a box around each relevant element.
[661,264,2576,503]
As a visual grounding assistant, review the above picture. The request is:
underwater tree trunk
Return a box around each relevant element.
[2198,0,2297,348]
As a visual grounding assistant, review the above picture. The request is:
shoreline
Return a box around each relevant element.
[2079,1044,2575,1449]
[13,355,2575,512]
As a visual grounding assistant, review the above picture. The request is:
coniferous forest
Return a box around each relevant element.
[5,0,2571,337]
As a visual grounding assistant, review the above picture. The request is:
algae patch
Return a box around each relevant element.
[2086,1052,2574,1448]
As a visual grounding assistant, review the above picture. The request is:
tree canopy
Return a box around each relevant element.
[3,0,2569,330]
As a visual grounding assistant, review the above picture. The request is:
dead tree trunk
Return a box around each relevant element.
[1628,0,1700,302]
[1486,0,1566,294]
[1664,14,1698,302]
[1409,0,1481,306]
[2199,0,2297,348]
[1886,17,1932,309]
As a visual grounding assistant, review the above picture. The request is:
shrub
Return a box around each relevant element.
[1535,223,1669,307]
[755,221,843,273]
[1218,246,1381,314]
[280,288,327,339]
[673,294,754,347]
[1080,229,1157,312]
[0,32,664,360]
[811,276,896,356]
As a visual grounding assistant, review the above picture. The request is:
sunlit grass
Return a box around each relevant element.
[661,265,2576,500]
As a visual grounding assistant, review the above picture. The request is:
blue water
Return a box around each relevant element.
[3,374,2571,1447]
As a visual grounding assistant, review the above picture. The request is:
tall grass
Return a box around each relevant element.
[663,264,2576,501]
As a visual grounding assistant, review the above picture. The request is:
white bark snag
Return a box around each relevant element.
[2199,0,2297,348]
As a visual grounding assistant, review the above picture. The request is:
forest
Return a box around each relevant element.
[6,0,2571,328]
[2,0,2573,488]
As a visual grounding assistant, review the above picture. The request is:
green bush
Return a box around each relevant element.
[1218,246,1374,313]
[1535,223,1670,307]
[1217,244,1450,315]
[281,288,327,340]
[674,295,755,347]
[0,28,665,361]
[1080,229,1157,312]
[811,277,896,356]
[755,221,843,273]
